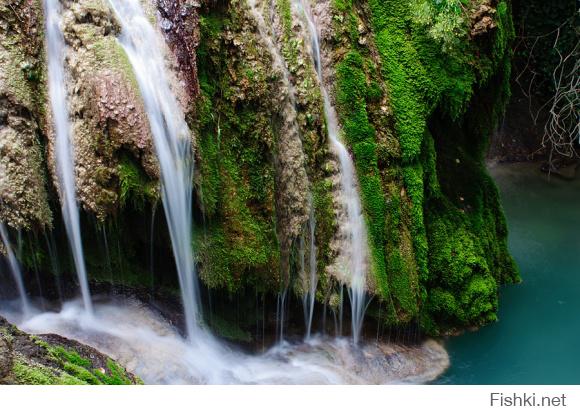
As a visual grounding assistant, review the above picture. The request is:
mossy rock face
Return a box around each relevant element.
[0,316,141,385]
[324,0,519,333]
[193,2,282,292]
[0,0,52,230]
[193,0,338,294]
[48,0,162,220]
[2,0,520,338]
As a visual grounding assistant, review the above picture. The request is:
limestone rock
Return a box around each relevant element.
[470,2,497,37]
[0,0,52,229]
[43,0,161,219]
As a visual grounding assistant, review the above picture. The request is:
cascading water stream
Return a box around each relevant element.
[107,0,199,339]
[247,0,318,340]
[43,0,93,315]
[247,0,295,102]
[0,223,31,316]
[295,0,369,344]
[302,201,318,339]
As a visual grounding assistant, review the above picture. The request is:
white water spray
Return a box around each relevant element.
[295,0,369,343]
[43,0,93,315]
[107,0,199,339]
[4,298,448,384]
[0,223,31,316]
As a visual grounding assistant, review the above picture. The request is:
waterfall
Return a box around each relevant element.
[0,223,31,316]
[43,0,93,315]
[295,0,369,343]
[302,201,318,339]
[107,0,199,339]
[247,0,317,340]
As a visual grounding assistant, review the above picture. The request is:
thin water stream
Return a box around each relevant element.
[302,201,318,339]
[0,223,30,316]
[43,0,93,314]
[294,0,369,343]
[107,0,199,339]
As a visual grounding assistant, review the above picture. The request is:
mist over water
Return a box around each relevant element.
[2,298,448,384]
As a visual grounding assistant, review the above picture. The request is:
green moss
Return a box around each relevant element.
[18,341,139,385]
[422,94,519,334]
[193,6,282,292]
[207,314,253,343]
[192,105,280,291]
[93,359,135,385]
[366,0,513,163]
[50,346,91,368]
[361,0,519,333]
[335,51,389,297]
[423,207,497,331]
[276,0,301,71]
[11,356,90,385]
[118,154,157,210]
[12,359,59,385]
[62,362,101,385]
[330,2,427,321]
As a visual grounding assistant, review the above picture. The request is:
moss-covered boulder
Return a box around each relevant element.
[50,0,161,219]
[0,316,141,385]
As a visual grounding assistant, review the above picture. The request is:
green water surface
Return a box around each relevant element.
[438,162,580,384]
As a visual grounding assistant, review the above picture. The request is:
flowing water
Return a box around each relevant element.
[1,298,448,384]
[107,0,199,339]
[247,0,297,106]
[295,0,369,343]
[5,0,573,388]
[247,0,313,340]
[0,223,30,316]
[43,0,93,314]
[302,201,318,339]
[438,162,580,384]
[8,0,452,385]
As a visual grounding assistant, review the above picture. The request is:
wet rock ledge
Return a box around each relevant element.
[0,316,141,385]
